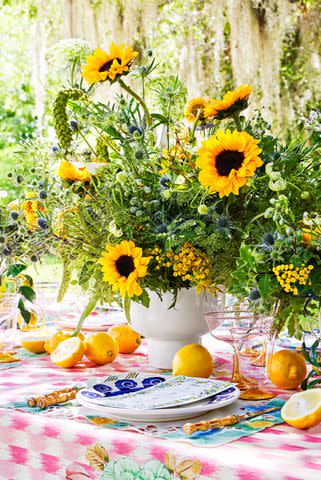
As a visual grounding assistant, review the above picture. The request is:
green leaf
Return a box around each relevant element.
[301,341,312,364]
[139,289,150,309]
[259,274,272,300]
[18,286,36,302]
[57,260,72,302]
[310,339,320,367]
[7,263,27,277]
[18,299,31,325]
[239,244,256,270]
[306,378,321,390]
[123,294,131,324]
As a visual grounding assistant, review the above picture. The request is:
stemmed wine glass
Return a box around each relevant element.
[204,309,275,400]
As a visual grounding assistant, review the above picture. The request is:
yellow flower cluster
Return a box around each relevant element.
[273,264,313,296]
[150,242,216,293]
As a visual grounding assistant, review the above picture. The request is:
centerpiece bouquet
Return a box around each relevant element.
[33,42,268,329]
[2,39,321,357]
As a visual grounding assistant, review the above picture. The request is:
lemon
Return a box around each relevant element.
[50,337,85,368]
[21,336,47,354]
[281,389,321,429]
[172,344,214,378]
[108,323,141,354]
[44,331,84,354]
[268,349,307,390]
[84,332,119,365]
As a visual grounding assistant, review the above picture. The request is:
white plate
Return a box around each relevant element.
[76,385,240,422]
[55,311,126,331]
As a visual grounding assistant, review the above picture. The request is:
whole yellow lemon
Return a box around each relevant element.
[108,323,141,354]
[84,332,119,365]
[172,344,214,378]
[268,349,307,390]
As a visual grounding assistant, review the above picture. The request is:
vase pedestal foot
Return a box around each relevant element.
[147,337,201,370]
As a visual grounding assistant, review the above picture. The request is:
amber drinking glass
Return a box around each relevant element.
[204,309,275,400]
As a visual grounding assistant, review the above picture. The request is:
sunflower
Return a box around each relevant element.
[82,43,138,84]
[98,240,151,298]
[204,85,252,120]
[196,129,263,197]
[57,160,91,182]
[184,97,208,122]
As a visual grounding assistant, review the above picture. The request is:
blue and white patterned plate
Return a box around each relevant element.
[77,379,240,422]
[78,372,167,402]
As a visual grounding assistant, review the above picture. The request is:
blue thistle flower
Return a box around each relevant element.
[159,176,170,188]
[37,217,47,230]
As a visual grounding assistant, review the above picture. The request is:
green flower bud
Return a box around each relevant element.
[264,208,274,218]
[301,191,310,200]
[269,171,281,181]
[162,189,171,200]
[198,204,208,215]
[116,171,127,183]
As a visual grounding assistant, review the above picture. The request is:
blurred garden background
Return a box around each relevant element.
[0,0,320,206]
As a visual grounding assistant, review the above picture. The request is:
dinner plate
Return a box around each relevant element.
[76,385,240,422]
[55,311,126,331]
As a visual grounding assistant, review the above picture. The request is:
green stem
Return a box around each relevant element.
[189,110,201,141]
[72,292,100,336]
[118,78,153,128]
[233,114,242,131]
[78,130,97,156]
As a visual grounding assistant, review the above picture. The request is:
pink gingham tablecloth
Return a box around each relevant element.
[1,341,321,480]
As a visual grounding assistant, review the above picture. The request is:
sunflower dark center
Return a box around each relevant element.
[115,255,135,278]
[215,150,245,176]
[99,58,122,72]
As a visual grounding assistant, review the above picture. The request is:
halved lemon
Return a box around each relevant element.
[21,336,47,354]
[50,337,84,368]
[281,389,321,429]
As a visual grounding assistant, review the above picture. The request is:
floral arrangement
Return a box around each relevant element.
[1,39,321,336]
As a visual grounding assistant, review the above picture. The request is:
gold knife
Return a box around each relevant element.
[183,406,280,434]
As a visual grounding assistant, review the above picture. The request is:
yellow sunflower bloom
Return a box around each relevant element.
[82,43,139,84]
[204,85,252,120]
[196,129,263,197]
[184,97,208,122]
[98,240,151,298]
[57,160,91,182]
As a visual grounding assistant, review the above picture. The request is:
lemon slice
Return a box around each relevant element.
[281,389,321,429]
[50,337,84,368]
[21,336,47,354]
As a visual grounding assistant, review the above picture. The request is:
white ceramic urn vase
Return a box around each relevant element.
[130,288,219,369]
